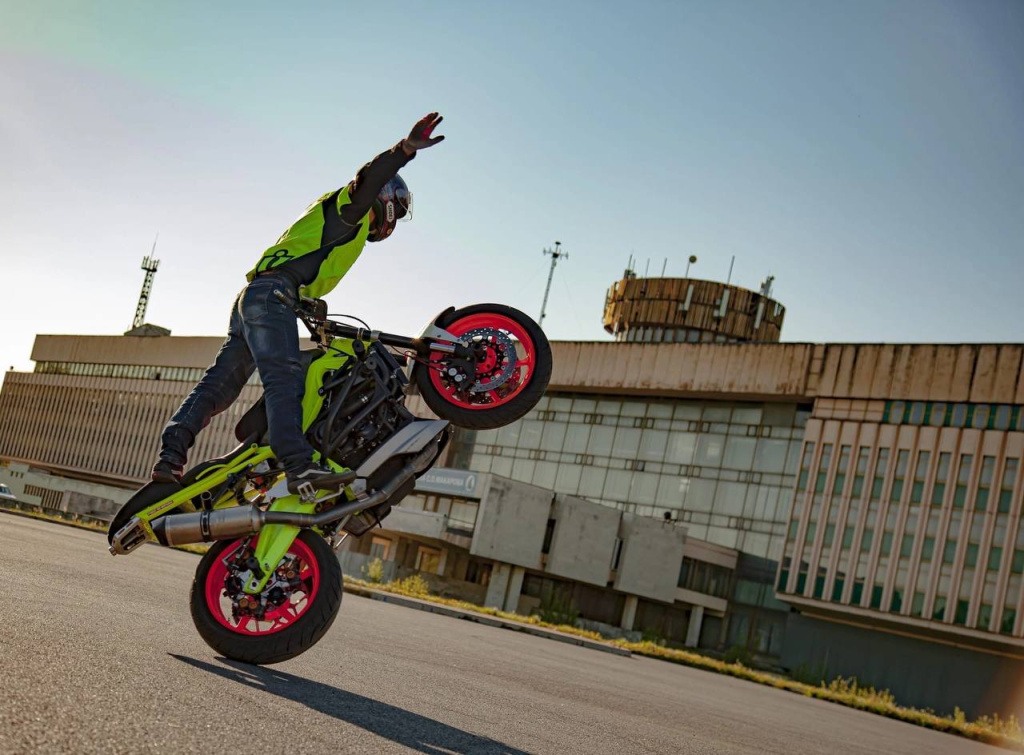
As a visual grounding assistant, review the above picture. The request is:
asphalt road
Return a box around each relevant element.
[0,514,1007,755]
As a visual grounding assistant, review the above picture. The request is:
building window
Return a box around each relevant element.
[1000,459,1019,514]
[815,444,833,494]
[796,442,815,492]
[415,546,442,575]
[890,450,909,503]
[907,402,926,425]
[871,449,890,501]
[465,560,492,587]
[369,537,391,561]
[851,447,870,498]
[976,457,996,512]
[953,455,973,509]
[910,450,930,504]
[932,453,951,506]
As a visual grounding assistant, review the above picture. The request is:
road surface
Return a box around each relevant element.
[0,514,1005,754]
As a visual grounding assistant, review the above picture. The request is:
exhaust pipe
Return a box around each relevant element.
[150,444,437,547]
[152,505,265,546]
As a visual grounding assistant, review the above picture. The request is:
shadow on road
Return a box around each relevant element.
[170,654,532,754]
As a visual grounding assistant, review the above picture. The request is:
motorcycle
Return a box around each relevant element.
[107,290,552,664]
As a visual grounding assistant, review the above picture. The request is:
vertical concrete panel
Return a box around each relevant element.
[545,495,620,586]
[503,567,526,613]
[685,605,704,648]
[992,346,1023,403]
[551,342,581,387]
[951,347,977,402]
[928,346,958,401]
[470,476,551,569]
[907,346,937,399]
[848,345,879,399]
[613,514,686,602]
[969,346,999,403]
[866,346,894,398]
[738,348,762,396]
[624,344,648,390]
[620,594,638,630]
[484,563,512,609]
[889,345,915,398]
[817,345,842,397]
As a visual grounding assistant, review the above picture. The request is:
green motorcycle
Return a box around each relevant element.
[108,291,551,664]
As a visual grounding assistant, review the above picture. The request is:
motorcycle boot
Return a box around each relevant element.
[151,460,183,484]
[286,463,357,500]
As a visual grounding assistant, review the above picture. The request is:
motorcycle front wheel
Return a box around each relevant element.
[189,530,343,665]
[414,303,552,430]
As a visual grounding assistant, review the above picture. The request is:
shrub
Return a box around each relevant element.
[360,557,385,584]
[392,573,431,598]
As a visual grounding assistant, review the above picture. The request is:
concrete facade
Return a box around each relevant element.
[545,494,620,586]
[469,476,550,569]
[614,514,687,603]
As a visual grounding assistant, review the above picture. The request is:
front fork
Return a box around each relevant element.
[243,495,317,594]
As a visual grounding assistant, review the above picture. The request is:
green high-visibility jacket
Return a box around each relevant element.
[246,186,370,300]
[246,142,413,299]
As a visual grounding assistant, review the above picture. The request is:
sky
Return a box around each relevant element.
[1,0,1022,383]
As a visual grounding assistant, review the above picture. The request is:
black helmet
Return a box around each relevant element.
[368,175,412,242]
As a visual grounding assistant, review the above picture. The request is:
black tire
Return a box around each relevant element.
[189,530,343,665]
[414,303,552,430]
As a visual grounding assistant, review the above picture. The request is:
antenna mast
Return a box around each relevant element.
[133,235,160,330]
[539,241,567,327]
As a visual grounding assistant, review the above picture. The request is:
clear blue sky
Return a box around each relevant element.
[1,0,1021,380]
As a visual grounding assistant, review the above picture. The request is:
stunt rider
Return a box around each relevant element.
[151,113,446,495]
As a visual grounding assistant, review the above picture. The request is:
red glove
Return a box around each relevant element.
[402,112,445,155]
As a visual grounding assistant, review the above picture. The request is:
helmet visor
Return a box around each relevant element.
[396,190,413,222]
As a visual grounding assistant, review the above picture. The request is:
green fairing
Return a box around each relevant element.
[299,342,356,432]
[245,187,371,300]
[246,496,319,594]
[129,342,363,584]
[136,446,274,528]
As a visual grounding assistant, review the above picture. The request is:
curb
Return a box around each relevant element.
[345,584,632,658]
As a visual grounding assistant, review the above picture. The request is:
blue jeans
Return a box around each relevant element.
[160,275,312,475]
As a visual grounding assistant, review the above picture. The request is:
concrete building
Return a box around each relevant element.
[1,272,1022,717]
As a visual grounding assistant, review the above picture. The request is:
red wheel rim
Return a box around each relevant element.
[428,313,536,410]
[204,536,320,636]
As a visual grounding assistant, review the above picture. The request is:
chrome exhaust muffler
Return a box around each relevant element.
[151,506,265,546]
[145,443,439,547]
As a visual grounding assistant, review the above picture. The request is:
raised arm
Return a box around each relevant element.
[340,112,445,225]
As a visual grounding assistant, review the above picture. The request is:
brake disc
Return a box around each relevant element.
[461,327,517,394]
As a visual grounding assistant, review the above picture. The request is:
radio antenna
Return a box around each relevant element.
[539,241,568,327]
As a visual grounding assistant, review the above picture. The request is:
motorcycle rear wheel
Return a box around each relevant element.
[414,303,552,430]
[189,530,343,665]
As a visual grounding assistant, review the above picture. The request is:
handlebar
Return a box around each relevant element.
[271,288,473,360]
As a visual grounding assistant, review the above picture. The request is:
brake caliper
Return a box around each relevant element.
[224,543,302,623]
